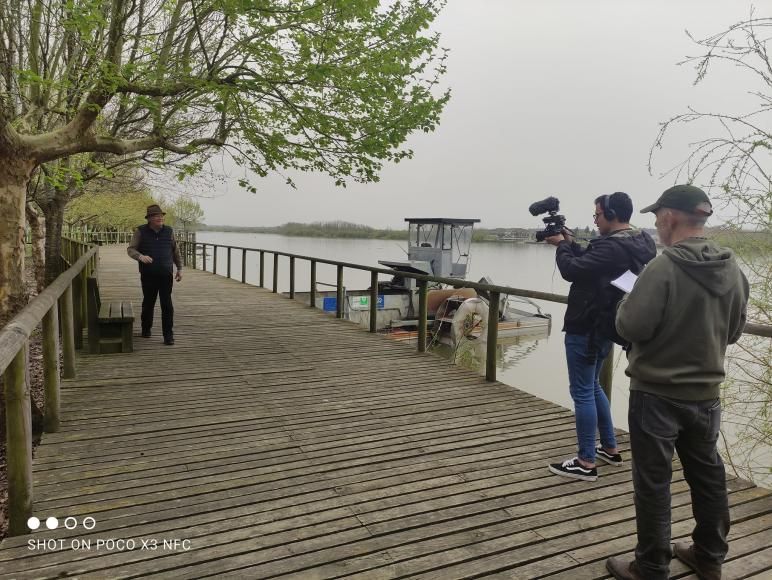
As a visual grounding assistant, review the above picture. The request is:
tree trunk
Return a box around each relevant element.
[0,157,36,326]
[25,203,46,293]
[0,157,37,446]
[38,196,67,285]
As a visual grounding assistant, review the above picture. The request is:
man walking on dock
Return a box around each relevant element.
[607,185,749,580]
[544,192,656,482]
[127,204,183,345]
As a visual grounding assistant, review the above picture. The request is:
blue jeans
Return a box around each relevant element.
[629,391,729,579]
[564,333,616,463]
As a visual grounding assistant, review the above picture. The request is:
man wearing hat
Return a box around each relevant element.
[607,185,748,580]
[127,204,183,345]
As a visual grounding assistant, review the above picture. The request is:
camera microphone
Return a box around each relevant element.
[529,196,560,216]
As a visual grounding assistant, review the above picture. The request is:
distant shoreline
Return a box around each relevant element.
[195,223,766,249]
[195,222,547,243]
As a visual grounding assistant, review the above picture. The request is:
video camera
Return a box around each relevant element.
[529,196,567,242]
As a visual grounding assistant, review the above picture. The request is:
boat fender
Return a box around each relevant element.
[451,298,489,345]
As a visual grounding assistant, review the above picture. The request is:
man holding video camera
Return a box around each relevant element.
[543,191,656,481]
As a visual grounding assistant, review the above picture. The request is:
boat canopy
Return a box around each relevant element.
[402,218,480,279]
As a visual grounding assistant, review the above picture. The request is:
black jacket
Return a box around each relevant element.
[133,224,177,275]
[556,228,657,338]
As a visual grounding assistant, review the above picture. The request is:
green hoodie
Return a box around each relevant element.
[616,237,748,400]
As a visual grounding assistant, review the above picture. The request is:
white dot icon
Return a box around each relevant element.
[46,517,59,530]
[27,517,41,530]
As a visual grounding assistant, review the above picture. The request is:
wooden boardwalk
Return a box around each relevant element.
[0,246,770,579]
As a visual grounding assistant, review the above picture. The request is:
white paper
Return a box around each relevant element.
[611,270,638,293]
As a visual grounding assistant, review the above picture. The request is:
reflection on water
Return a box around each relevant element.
[432,332,547,376]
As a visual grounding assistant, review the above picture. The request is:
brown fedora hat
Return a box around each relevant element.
[145,204,166,219]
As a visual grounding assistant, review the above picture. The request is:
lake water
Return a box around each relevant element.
[195,231,634,429]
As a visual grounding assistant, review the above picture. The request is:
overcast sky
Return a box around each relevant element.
[189,0,757,230]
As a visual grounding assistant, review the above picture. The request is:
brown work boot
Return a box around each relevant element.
[606,557,646,580]
[673,542,722,580]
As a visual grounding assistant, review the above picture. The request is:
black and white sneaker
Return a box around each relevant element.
[548,457,598,481]
[596,446,623,466]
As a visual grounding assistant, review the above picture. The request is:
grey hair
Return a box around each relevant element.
[669,207,709,228]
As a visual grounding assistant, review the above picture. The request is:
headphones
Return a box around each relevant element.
[600,194,617,221]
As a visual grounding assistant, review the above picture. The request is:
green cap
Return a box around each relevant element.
[640,184,713,215]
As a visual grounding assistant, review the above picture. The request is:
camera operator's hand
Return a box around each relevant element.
[544,234,564,246]
[561,227,575,242]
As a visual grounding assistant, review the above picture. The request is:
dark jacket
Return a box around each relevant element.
[616,238,748,400]
[556,228,657,339]
[127,225,181,275]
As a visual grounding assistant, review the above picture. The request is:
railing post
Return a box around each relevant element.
[486,291,500,382]
[259,251,265,287]
[42,304,61,432]
[370,271,378,333]
[202,244,207,272]
[80,266,88,343]
[272,253,279,293]
[213,245,218,275]
[289,257,295,299]
[72,273,83,350]
[3,348,32,536]
[60,283,76,378]
[600,346,614,402]
[227,247,232,279]
[310,260,316,308]
[80,251,92,344]
[418,280,428,352]
[241,249,247,283]
[336,265,344,319]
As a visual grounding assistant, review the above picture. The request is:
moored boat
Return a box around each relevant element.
[292,218,552,343]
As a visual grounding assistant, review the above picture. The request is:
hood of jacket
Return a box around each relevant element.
[605,228,657,269]
[663,237,738,296]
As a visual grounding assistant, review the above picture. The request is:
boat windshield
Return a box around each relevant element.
[409,223,441,248]
[407,221,475,278]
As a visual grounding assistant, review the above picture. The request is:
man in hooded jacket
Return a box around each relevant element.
[606,185,748,580]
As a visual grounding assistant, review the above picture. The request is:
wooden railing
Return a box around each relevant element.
[61,229,196,245]
[181,241,570,384]
[182,240,772,386]
[1,239,96,535]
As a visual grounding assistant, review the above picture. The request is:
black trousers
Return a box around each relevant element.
[629,390,729,579]
[140,271,174,338]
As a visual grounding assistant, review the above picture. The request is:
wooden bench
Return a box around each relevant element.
[86,276,134,354]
